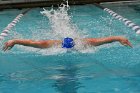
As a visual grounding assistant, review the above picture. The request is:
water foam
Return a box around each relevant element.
[40,3,82,39]
[39,2,97,54]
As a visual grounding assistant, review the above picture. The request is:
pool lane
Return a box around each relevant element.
[0,4,140,93]
[102,3,140,26]
[0,9,21,32]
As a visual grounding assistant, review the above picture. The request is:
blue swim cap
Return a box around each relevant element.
[62,37,75,48]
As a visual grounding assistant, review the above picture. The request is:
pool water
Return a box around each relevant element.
[102,2,140,26]
[0,4,140,93]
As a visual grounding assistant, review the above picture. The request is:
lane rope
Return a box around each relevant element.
[104,8,140,34]
[0,8,31,41]
[95,4,140,34]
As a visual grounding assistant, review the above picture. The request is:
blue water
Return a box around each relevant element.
[0,4,140,93]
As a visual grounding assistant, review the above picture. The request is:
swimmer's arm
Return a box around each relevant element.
[14,39,51,48]
[85,36,132,47]
[3,39,61,51]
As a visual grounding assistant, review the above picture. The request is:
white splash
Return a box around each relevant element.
[38,2,95,54]
[40,2,83,39]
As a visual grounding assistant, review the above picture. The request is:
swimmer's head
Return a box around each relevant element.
[62,37,75,48]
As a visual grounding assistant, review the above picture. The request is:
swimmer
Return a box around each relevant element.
[2,36,132,51]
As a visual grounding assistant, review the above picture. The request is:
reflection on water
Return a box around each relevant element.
[53,60,81,93]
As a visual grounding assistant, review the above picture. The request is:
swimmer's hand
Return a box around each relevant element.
[119,37,132,48]
[3,40,15,51]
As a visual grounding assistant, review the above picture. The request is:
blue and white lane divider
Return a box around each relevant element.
[103,8,140,34]
[0,8,31,41]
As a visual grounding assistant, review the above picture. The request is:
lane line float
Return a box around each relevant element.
[94,3,140,34]
[0,8,31,41]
